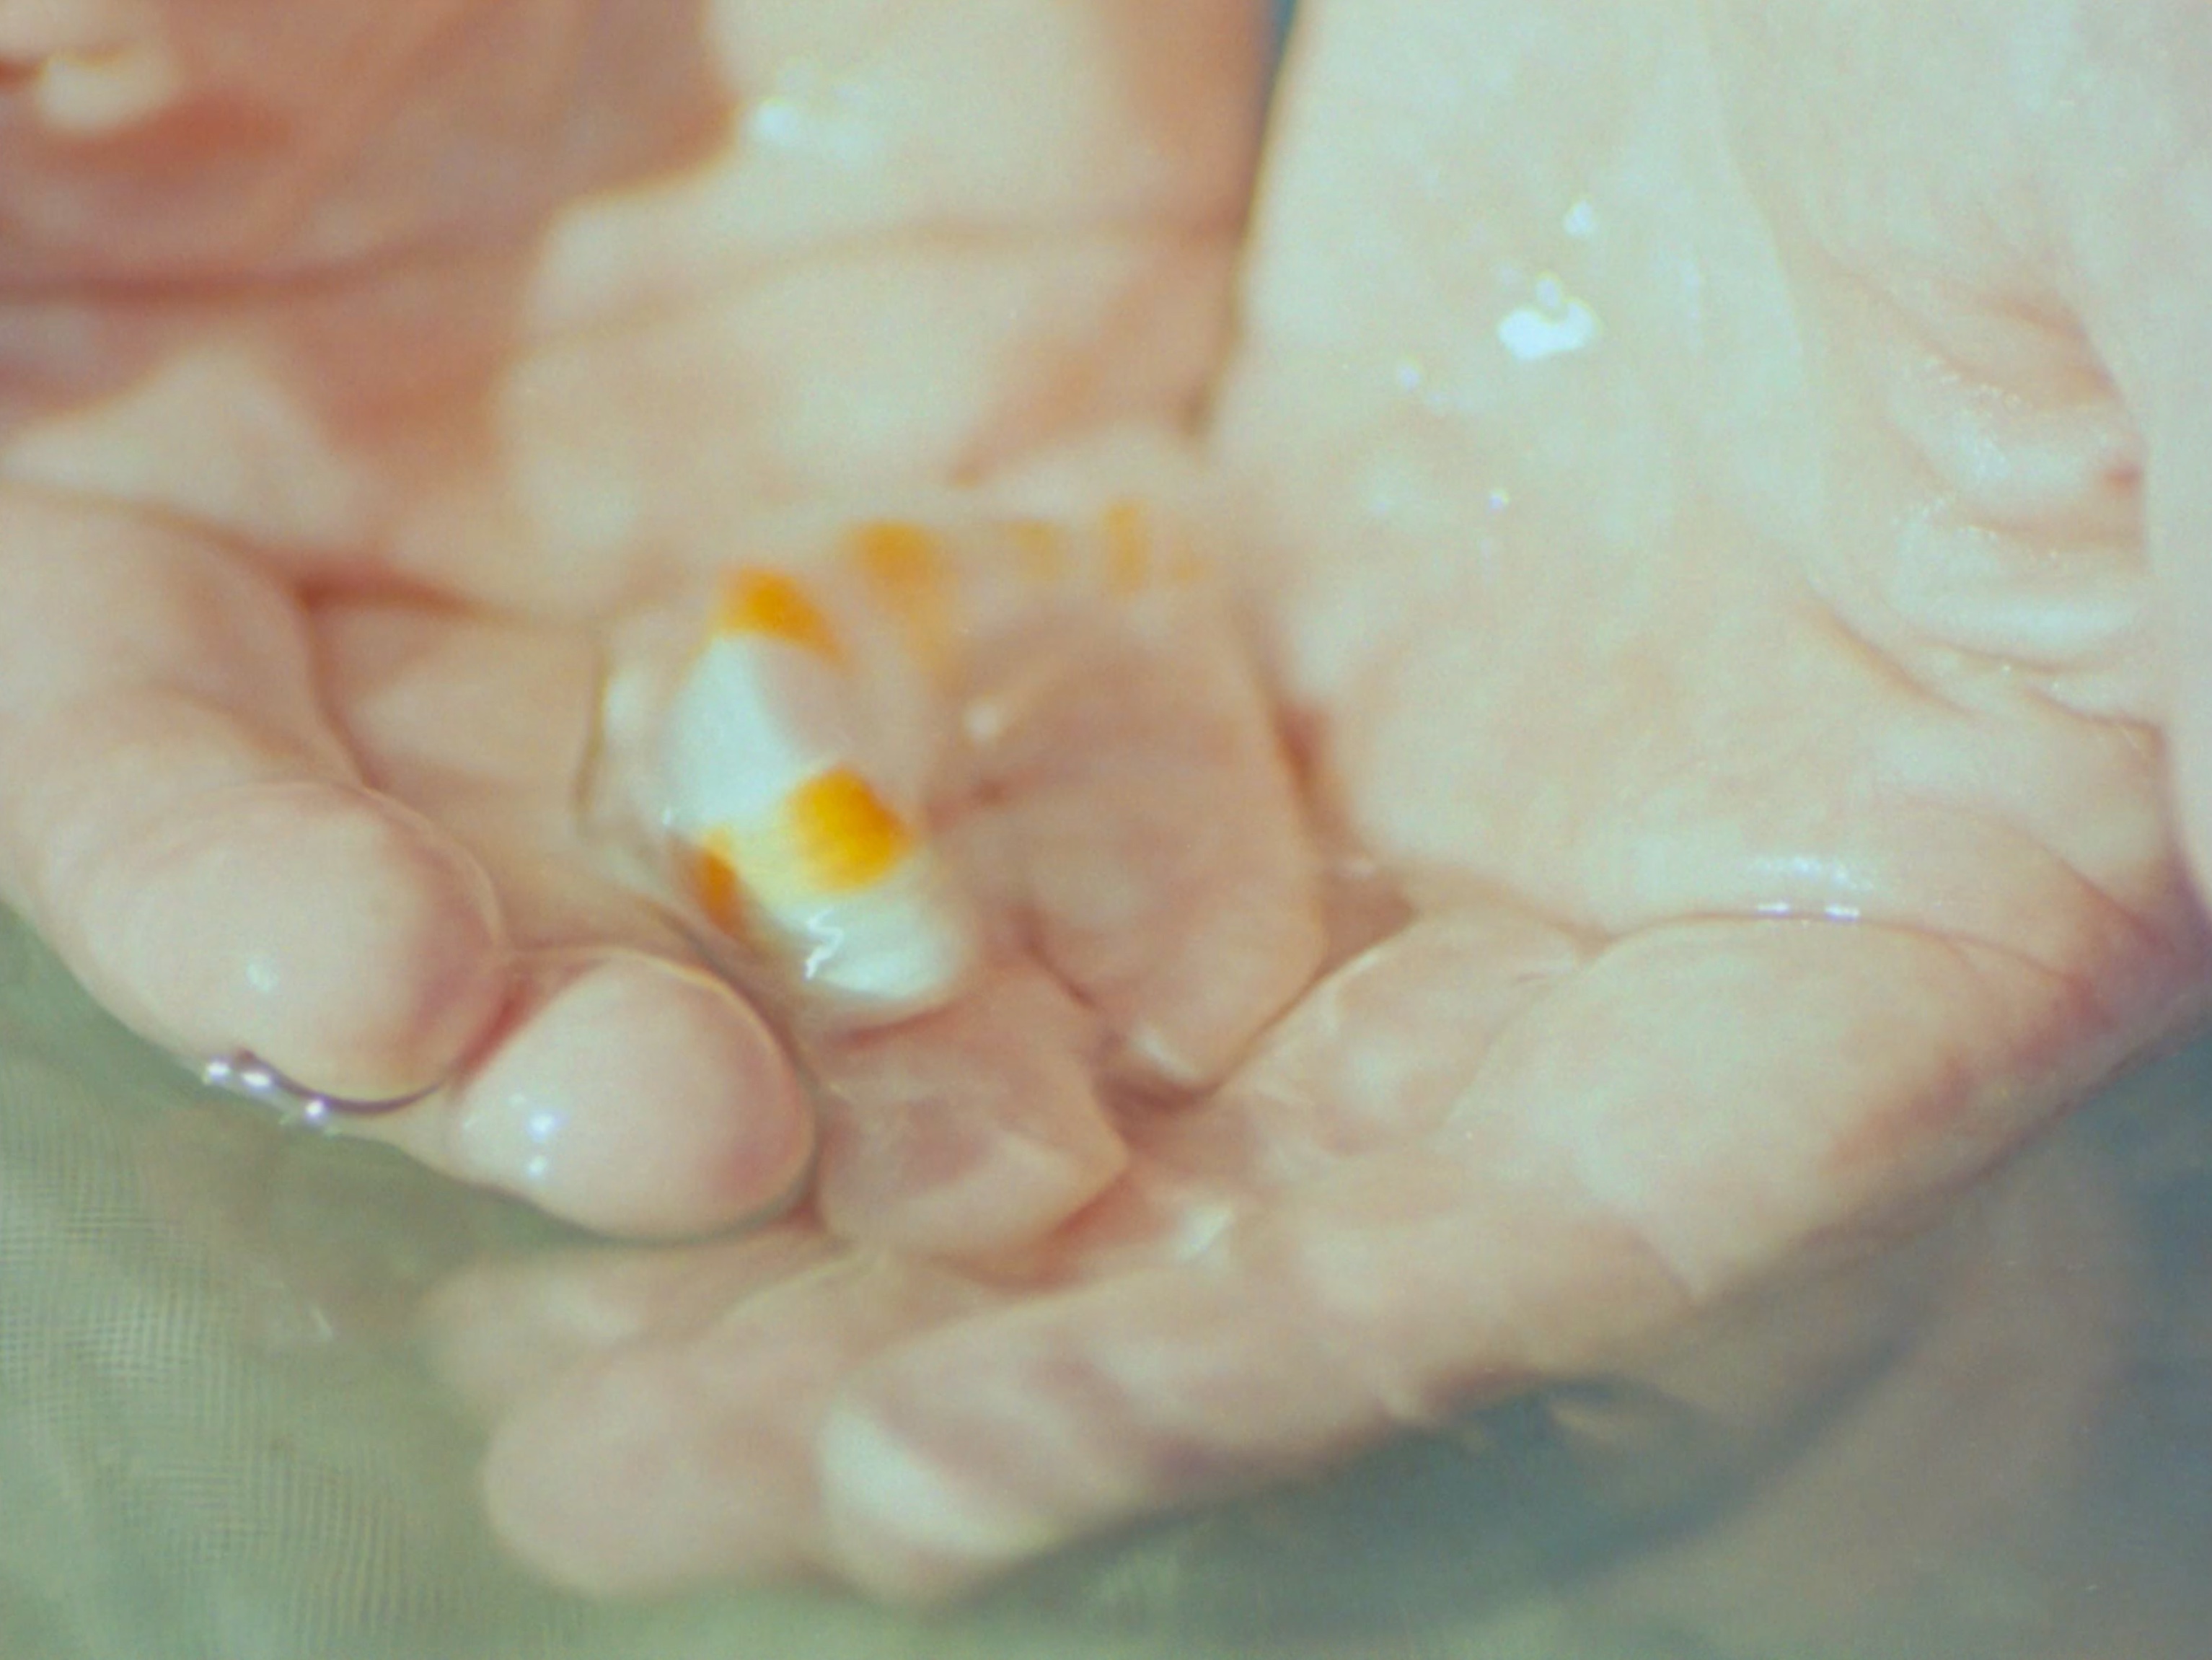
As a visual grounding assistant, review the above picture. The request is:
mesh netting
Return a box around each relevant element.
[4,903,2210,1660]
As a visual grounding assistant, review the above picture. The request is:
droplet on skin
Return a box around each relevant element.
[33,42,180,136]
[1498,273,1604,363]
[749,95,803,146]
[743,62,877,167]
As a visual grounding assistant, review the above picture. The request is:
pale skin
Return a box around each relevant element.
[4,0,2212,1605]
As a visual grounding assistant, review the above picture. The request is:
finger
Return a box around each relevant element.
[811,917,2149,1597]
[807,962,1130,1258]
[959,579,1328,1090]
[0,488,507,1097]
[312,600,813,1238]
[367,948,814,1239]
[479,1247,997,1595]
[424,1228,840,1418]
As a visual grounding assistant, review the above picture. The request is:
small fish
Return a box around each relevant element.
[652,504,1198,1025]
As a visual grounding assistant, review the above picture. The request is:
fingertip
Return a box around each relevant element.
[426,1230,844,1417]
[481,1334,821,1595]
[439,952,814,1239]
[814,1305,1145,1602]
[818,1403,1063,1602]
[811,967,1130,1257]
[814,1259,1354,1599]
[480,1356,723,1597]
[817,1091,1129,1260]
[78,779,506,1097]
[1106,879,1330,1094]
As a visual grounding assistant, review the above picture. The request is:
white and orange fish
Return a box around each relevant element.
[638,503,1202,1026]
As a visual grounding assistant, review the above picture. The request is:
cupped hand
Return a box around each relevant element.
[0,0,1282,1236]
[433,0,2212,1600]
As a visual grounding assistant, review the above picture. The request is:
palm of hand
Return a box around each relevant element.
[6,0,2209,1607]
[438,1,2212,1600]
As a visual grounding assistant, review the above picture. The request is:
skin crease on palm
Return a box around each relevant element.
[6,0,2212,1610]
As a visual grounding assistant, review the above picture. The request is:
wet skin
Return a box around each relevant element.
[5,0,2212,1602]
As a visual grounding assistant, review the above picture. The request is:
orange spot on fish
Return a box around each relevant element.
[685,828,749,935]
[786,766,914,894]
[715,567,842,659]
[849,519,954,673]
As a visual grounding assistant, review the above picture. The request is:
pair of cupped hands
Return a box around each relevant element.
[4,0,2211,1603]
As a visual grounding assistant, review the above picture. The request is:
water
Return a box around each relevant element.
[4,900,2208,1659]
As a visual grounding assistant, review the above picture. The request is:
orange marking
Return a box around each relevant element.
[685,829,749,936]
[1008,517,1072,588]
[715,568,842,660]
[849,519,955,674]
[785,766,914,894]
[1102,500,1152,595]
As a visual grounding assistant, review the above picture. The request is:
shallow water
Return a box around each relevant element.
[4,903,2209,1660]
